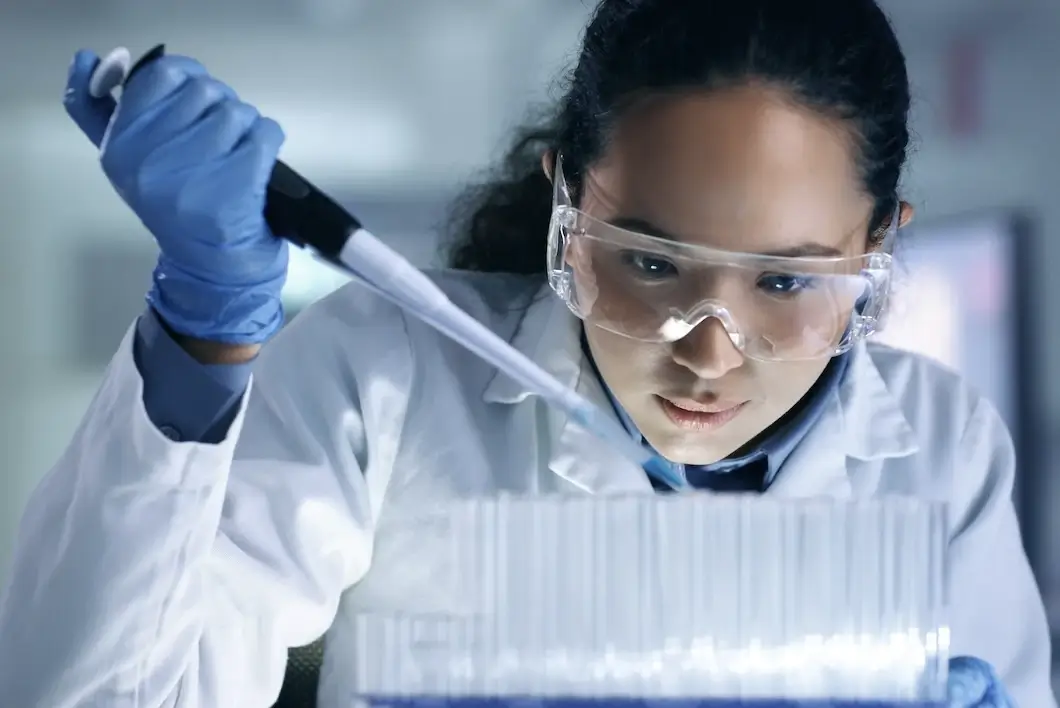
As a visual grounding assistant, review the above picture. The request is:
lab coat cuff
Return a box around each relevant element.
[133,307,253,444]
[74,319,254,489]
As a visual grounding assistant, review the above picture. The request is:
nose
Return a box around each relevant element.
[670,316,745,379]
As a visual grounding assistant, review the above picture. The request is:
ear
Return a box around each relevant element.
[869,200,915,251]
[898,200,915,228]
[542,149,556,183]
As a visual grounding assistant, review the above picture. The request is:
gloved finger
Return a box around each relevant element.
[233,115,286,195]
[144,99,260,172]
[104,77,241,181]
[126,76,239,141]
[110,55,235,138]
[982,681,1017,708]
[63,49,117,148]
[947,656,998,707]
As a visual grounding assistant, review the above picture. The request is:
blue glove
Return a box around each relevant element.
[63,49,289,345]
[948,656,1016,707]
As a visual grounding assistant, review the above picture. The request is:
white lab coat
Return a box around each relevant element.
[0,270,1053,707]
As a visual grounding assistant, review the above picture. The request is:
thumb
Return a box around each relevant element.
[947,656,993,706]
[63,49,117,148]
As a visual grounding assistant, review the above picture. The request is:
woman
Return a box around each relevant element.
[0,0,1051,705]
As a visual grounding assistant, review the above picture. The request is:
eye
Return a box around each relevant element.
[756,273,816,296]
[620,250,678,280]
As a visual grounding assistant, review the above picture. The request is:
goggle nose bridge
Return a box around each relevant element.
[667,299,747,349]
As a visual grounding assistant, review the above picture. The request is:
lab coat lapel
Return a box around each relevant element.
[768,343,919,498]
[547,360,654,494]
[482,287,651,494]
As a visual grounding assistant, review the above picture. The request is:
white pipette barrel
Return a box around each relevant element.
[337,230,686,491]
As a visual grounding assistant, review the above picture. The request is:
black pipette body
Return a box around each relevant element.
[124,44,360,262]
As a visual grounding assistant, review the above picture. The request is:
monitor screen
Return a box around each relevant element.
[874,214,1023,432]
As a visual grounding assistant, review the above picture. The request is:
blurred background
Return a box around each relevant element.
[1,0,1059,694]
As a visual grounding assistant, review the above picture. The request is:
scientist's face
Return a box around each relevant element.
[572,85,908,465]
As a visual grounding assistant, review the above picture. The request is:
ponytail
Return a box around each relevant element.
[445,122,557,275]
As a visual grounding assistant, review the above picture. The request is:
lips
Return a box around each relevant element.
[656,395,747,432]
[664,397,744,413]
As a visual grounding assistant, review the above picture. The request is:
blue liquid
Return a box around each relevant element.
[361,697,943,708]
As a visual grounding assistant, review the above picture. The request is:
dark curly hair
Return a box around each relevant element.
[445,0,911,275]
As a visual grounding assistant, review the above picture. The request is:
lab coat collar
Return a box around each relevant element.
[483,287,651,493]
[835,343,920,462]
[765,343,919,498]
[482,288,917,494]
[483,286,585,404]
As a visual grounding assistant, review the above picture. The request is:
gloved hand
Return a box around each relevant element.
[948,656,1016,707]
[63,49,289,345]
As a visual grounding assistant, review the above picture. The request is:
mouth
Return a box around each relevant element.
[655,395,748,432]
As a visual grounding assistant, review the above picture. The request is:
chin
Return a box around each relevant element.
[645,429,735,467]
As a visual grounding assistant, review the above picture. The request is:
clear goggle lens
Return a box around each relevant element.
[545,158,896,362]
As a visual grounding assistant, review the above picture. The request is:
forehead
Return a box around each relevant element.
[584,85,873,253]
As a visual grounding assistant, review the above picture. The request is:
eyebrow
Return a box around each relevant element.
[608,216,844,258]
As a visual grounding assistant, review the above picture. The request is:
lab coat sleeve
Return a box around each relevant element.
[0,290,404,708]
[947,396,1056,707]
[134,307,251,444]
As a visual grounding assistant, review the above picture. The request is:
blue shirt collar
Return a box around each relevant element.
[583,331,851,489]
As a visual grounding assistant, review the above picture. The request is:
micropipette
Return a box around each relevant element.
[88,44,687,492]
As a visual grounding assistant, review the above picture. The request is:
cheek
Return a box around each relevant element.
[756,360,831,410]
[584,328,664,390]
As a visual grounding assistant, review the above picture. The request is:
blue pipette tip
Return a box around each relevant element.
[643,455,689,492]
[571,406,689,491]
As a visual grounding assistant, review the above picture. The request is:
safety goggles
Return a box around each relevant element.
[546,156,897,362]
